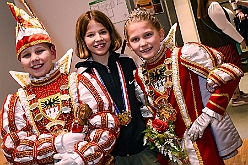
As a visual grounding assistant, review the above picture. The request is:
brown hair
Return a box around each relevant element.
[75,10,122,59]
[197,0,209,19]
[124,8,162,40]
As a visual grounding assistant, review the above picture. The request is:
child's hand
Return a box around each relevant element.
[54,152,83,165]
[54,133,86,153]
[188,113,212,141]
[237,12,246,20]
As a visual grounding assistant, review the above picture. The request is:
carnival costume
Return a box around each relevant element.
[135,24,243,165]
[0,3,120,164]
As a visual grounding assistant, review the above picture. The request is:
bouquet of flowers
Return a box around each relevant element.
[143,119,189,165]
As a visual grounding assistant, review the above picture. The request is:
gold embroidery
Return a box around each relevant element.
[147,44,167,65]
[31,69,61,86]
[209,100,226,111]
[172,48,192,127]
[192,142,204,165]
[212,93,230,100]
[25,73,73,136]
[8,95,19,132]
[189,72,199,118]
[15,73,30,86]
[181,58,209,78]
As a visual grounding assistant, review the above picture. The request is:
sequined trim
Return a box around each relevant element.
[192,142,204,165]
[18,73,74,136]
[20,139,34,147]
[92,130,102,145]
[18,87,38,134]
[8,94,18,132]
[9,132,20,147]
[171,47,191,127]
[101,134,115,151]
[208,100,226,111]
[79,75,103,111]
[101,113,108,128]
[15,149,33,158]
[37,145,55,156]
[180,57,209,78]
[17,40,52,58]
[76,142,103,163]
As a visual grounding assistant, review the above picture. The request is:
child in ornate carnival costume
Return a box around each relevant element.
[124,8,243,165]
[0,3,120,165]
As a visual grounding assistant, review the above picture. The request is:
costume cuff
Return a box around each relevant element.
[76,141,104,164]
[202,107,223,121]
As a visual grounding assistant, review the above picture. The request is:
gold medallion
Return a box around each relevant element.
[117,111,131,125]
[60,94,70,101]
[27,94,36,101]
[35,113,44,121]
[30,102,38,111]
[60,85,69,90]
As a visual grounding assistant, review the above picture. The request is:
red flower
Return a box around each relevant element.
[152,119,168,133]
[148,138,154,143]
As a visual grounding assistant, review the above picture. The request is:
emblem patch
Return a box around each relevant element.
[38,93,61,120]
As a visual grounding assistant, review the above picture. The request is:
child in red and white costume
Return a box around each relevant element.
[124,8,243,165]
[1,3,120,165]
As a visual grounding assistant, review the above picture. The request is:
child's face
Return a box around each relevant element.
[84,20,111,58]
[20,43,56,78]
[126,20,164,60]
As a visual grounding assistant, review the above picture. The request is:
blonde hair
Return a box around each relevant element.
[124,8,162,40]
[75,10,122,59]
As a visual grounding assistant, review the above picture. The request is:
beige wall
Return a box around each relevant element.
[173,0,200,43]
[0,0,24,105]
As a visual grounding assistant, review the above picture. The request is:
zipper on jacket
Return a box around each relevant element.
[106,66,111,73]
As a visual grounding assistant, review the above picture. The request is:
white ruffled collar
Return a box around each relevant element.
[29,63,59,82]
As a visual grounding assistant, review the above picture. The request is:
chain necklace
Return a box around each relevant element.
[26,69,73,136]
[141,50,177,122]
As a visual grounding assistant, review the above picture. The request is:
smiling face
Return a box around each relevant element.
[20,43,56,78]
[126,20,164,60]
[84,20,111,60]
